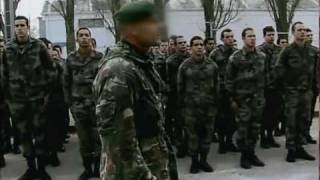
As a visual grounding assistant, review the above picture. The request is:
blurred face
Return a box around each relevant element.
[15,19,29,40]
[243,30,256,48]
[51,50,59,60]
[293,23,306,41]
[279,39,288,48]
[130,18,161,47]
[176,37,187,53]
[205,40,215,52]
[191,39,204,59]
[222,31,234,47]
[306,31,313,44]
[0,41,5,54]
[77,29,91,48]
[159,42,168,53]
[264,31,275,44]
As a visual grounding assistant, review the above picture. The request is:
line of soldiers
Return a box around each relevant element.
[0,1,318,180]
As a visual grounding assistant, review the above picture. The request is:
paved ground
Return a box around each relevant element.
[0,119,318,180]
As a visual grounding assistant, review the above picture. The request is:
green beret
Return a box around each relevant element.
[114,1,157,24]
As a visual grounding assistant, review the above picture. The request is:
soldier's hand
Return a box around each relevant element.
[144,172,157,180]
[231,101,239,113]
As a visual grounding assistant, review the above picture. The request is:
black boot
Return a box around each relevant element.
[212,132,218,143]
[18,157,38,180]
[93,156,100,178]
[12,138,21,154]
[306,135,317,144]
[0,154,5,168]
[286,150,296,163]
[218,135,227,154]
[48,152,60,167]
[226,135,239,152]
[240,151,251,169]
[199,152,214,172]
[176,146,187,158]
[79,157,93,180]
[274,127,281,137]
[189,155,200,174]
[248,150,265,167]
[296,148,315,161]
[267,133,280,148]
[37,157,52,180]
[260,136,270,149]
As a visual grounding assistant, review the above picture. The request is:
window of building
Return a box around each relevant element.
[78,18,104,28]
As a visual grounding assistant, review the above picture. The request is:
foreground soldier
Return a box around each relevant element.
[178,36,219,174]
[209,29,238,154]
[63,27,102,179]
[276,22,316,162]
[0,36,6,168]
[93,1,178,179]
[166,35,189,157]
[226,28,266,169]
[3,16,54,179]
[257,26,281,149]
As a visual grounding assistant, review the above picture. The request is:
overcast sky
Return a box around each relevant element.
[16,0,45,28]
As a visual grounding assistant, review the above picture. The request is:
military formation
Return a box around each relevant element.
[0,1,318,180]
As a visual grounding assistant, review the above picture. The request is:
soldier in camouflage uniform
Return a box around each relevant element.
[257,26,281,149]
[153,41,168,82]
[226,28,266,169]
[63,27,102,180]
[0,35,6,168]
[204,37,215,57]
[3,16,55,179]
[304,28,318,144]
[275,22,316,163]
[178,36,219,174]
[166,35,189,158]
[93,2,178,180]
[209,29,238,154]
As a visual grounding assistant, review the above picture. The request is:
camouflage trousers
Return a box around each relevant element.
[284,90,312,151]
[306,90,317,135]
[235,95,265,152]
[7,99,47,158]
[100,136,172,180]
[0,104,8,155]
[70,99,101,159]
[184,105,216,156]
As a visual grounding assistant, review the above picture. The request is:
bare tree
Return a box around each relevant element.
[265,0,301,41]
[50,0,76,54]
[201,0,240,40]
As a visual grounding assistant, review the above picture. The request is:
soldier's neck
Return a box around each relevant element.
[294,39,305,47]
[192,55,204,63]
[125,38,150,55]
[17,36,29,45]
[78,47,92,57]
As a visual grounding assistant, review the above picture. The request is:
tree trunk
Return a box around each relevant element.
[154,0,168,41]
[202,0,216,41]
[111,0,121,42]
[66,0,75,54]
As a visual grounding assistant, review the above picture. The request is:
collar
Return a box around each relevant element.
[119,40,152,65]
[242,46,256,55]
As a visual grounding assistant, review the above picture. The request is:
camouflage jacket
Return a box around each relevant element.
[166,52,189,95]
[153,52,167,83]
[2,37,55,102]
[276,42,317,92]
[48,59,65,105]
[63,50,103,105]
[209,44,237,87]
[257,42,281,89]
[177,57,219,107]
[93,41,170,180]
[226,47,266,98]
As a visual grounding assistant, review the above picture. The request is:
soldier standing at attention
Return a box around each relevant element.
[204,37,216,57]
[178,36,219,174]
[226,28,266,169]
[3,16,55,180]
[257,26,281,149]
[93,1,178,180]
[166,35,189,158]
[0,35,6,168]
[209,29,239,154]
[304,28,318,144]
[63,27,102,180]
[276,22,316,163]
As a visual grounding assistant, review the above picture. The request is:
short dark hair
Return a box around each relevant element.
[204,37,214,45]
[76,27,91,37]
[242,27,254,38]
[306,28,312,33]
[53,45,62,52]
[190,36,203,47]
[277,38,287,45]
[91,38,97,47]
[15,16,29,27]
[263,26,275,37]
[221,28,232,40]
[174,35,184,45]
[291,21,303,33]
[38,37,52,49]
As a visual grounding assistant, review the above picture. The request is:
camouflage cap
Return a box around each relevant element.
[114,1,158,24]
